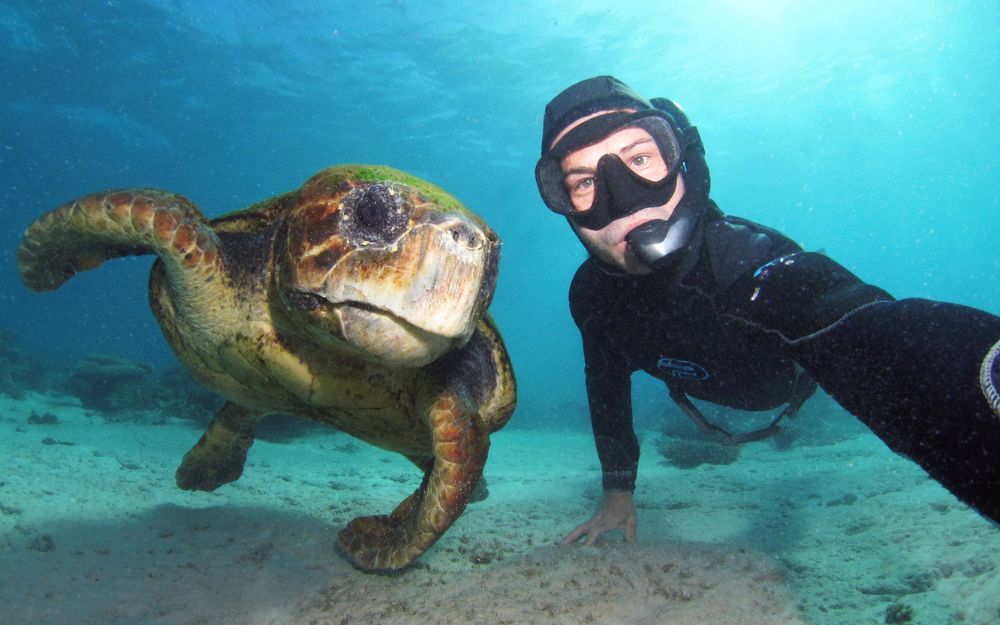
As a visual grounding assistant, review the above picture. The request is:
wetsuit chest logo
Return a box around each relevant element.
[657,357,710,381]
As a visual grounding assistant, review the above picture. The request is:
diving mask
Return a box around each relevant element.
[535,110,684,231]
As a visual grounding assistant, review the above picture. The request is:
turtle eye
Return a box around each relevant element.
[356,186,393,231]
[342,183,408,246]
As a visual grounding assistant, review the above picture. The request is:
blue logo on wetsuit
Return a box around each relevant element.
[657,357,710,381]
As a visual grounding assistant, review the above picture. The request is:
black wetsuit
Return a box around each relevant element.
[571,202,1000,523]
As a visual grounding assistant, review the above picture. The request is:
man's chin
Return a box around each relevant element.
[596,245,650,275]
[572,225,649,274]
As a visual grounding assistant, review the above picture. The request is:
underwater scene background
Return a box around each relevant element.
[0,1,998,624]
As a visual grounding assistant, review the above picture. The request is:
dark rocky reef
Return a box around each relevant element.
[60,354,313,441]
[658,437,741,469]
[64,354,157,413]
[62,355,226,424]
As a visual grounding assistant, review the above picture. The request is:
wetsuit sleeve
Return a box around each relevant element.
[581,321,638,491]
[571,267,640,492]
[742,252,1000,522]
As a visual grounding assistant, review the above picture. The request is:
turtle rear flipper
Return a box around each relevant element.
[337,391,489,571]
[17,189,222,292]
[176,402,260,491]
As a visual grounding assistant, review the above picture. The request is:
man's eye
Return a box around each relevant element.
[573,177,594,194]
[630,154,649,168]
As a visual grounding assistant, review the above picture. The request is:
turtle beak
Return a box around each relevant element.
[325,215,499,341]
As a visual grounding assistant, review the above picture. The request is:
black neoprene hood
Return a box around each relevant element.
[538,75,714,272]
[540,75,653,154]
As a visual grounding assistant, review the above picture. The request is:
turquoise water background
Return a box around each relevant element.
[1,0,997,426]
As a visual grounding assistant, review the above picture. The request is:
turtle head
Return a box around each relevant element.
[276,165,500,368]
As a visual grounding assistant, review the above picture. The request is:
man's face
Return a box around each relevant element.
[556,113,685,274]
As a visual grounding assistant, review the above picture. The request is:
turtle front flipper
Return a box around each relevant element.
[17,189,223,293]
[337,392,489,571]
[176,402,260,491]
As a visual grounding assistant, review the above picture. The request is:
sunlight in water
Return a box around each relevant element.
[719,0,793,22]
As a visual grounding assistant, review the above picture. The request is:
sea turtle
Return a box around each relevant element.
[16,164,516,571]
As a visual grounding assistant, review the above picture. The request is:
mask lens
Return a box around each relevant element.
[535,111,681,218]
[535,154,575,214]
[622,115,681,180]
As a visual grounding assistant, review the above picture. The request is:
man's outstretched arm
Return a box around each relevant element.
[741,252,1000,523]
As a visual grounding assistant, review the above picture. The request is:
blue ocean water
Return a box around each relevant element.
[0,2,998,622]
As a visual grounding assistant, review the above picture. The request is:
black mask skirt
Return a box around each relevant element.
[535,110,685,231]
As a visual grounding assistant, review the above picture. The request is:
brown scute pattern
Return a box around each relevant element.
[304,204,341,246]
[313,250,337,272]
[337,391,488,571]
[286,199,349,278]
[17,189,222,292]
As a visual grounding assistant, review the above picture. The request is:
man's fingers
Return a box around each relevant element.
[564,512,637,547]
[561,522,589,545]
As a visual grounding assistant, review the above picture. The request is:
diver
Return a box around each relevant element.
[534,75,1000,546]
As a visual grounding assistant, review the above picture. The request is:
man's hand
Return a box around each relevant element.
[561,489,637,546]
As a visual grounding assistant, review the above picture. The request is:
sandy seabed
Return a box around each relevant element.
[1,391,998,625]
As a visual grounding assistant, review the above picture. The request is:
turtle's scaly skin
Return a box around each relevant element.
[16,165,516,571]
